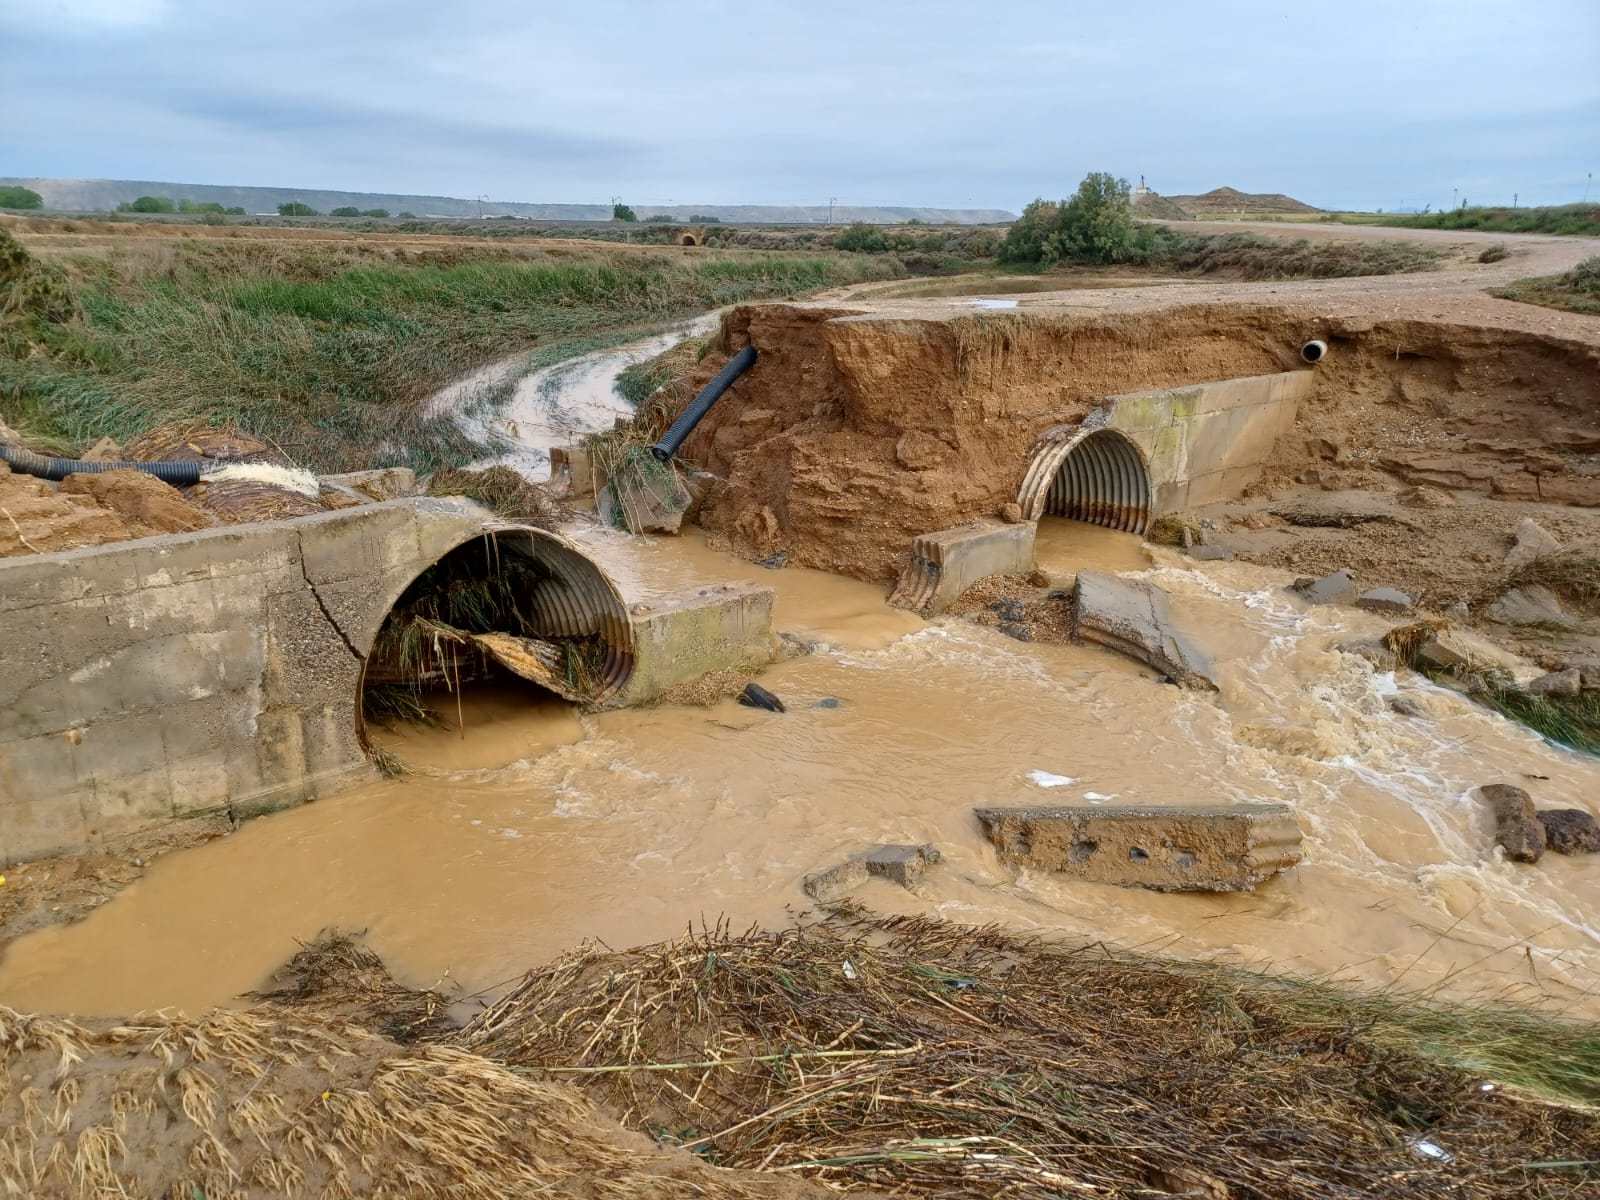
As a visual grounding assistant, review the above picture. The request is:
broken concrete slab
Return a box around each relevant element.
[887,519,1037,614]
[1184,543,1236,562]
[1291,569,1356,605]
[1486,586,1579,630]
[973,804,1301,892]
[322,467,417,501]
[803,843,942,902]
[1355,587,1414,615]
[1337,638,1400,671]
[1073,570,1217,690]
[1504,517,1561,569]
[1538,809,1600,855]
[1476,784,1546,863]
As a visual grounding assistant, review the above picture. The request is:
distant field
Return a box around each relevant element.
[1367,204,1600,237]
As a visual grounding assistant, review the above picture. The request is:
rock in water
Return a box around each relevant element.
[738,682,785,712]
[1355,588,1414,614]
[1476,784,1546,863]
[1537,809,1600,855]
[1290,569,1356,605]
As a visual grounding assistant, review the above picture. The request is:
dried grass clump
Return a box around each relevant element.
[0,1003,786,1200]
[452,912,1600,1199]
[1509,551,1600,614]
[247,931,456,1044]
[427,464,561,529]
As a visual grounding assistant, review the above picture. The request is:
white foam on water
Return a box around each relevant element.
[201,462,320,496]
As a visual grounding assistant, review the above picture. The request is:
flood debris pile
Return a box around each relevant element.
[445,913,1600,1199]
[0,1004,797,1200]
[363,536,608,727]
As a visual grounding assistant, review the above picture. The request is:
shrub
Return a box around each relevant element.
[225,207,246,215]
[330,206,362,217]
[644,214,675,223]
[1478,244,1510,263]
[688,214,718,223]
[612,203,638,222]
[278,202,319,216]
[0,186,44,209]
[834,221,890,253]
[362,208,390,218]
[398,211,417,219]
[118,196,175,214]
[178,199,226,214]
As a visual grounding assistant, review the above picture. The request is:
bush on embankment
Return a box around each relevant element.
[1375,203,1600,238]
[0,228,900,473]
[1492,255,1600,316]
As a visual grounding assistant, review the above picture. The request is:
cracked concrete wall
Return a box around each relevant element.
[0,498,490,865]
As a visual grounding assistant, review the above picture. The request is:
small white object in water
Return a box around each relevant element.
[968,298,1019,309]
[202,462,321,497]
[1082,791,1119,803]
[1028,770,1077,788]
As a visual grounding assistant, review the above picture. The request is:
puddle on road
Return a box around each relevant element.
[4,523,1599,1019]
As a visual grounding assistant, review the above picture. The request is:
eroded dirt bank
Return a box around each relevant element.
[680,301,1600,585]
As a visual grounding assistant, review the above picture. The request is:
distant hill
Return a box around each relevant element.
[1163,186,1321,215]
[0,178,1014,225]
[1129,189,1193,221]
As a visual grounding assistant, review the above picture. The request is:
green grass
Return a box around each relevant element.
[1491,256,1600,316]
[1,233,901,473]
[1372,203,1600,237]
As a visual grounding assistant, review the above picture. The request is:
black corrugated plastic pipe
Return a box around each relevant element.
[649,344,758,463]
[0,443,203,486]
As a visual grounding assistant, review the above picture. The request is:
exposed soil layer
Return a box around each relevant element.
[0,463,213,557]
[682,303,1600,586]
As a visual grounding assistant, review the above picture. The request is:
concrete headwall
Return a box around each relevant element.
[1105,371,1312,510]
[1019,371,1313,524]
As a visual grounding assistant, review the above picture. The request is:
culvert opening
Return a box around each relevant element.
[1019,426,1152,535]
[358,529,633,748]
[679,233,700,246]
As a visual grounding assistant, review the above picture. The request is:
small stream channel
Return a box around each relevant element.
[3,330,1599,1021]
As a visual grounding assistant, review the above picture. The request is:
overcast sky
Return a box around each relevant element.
[3,0,1596,212]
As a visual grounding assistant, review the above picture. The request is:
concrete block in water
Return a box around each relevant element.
[887,519,1037,614]
[803,843,942,902]
[1072,570,1217,690]
[1476,784,1546,863]
[973,804,1302,892]
[616,581,777,707]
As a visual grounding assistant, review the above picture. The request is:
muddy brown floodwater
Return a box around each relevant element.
[3,522,1600,1020]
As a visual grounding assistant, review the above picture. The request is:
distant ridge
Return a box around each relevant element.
[1129,189,1193,221]
[1164,186,1321,215]
[1,178,1014,225]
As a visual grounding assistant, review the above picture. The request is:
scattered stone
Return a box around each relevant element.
[777,631,824,658]
[1504,517,1561,569]
[1237,511,1283,531]
[738,682,785,712]
[1406,625,1531,678]
[1397,485,1457,509]
[812,697,842,709]
[802,843,941,901]
[1443,600,1470,622]
[1388,697,1425,718]
[999,501,1025,524]
[1184,543,1235,562]
[1290,569,1356,605]
[1073,570,1218,690]
[987,598,1026,622]
[1338,638,1399,671]
[757,550,790,569]
[972,803,1303,892]
[1528,668,1582,698]
[1537,809,1600,855]
[997,621,1032,642]
[1355,587,1413,615]
[895,430,953,471]
[1485,586,1580,630]
[1476,784,1546,863]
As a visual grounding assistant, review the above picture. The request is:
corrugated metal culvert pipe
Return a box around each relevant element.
[1017,426,1152,535]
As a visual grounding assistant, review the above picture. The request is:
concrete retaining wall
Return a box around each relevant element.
[1105,371,1312,511]
[887,519,1037,614]
[1,499,778,866]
